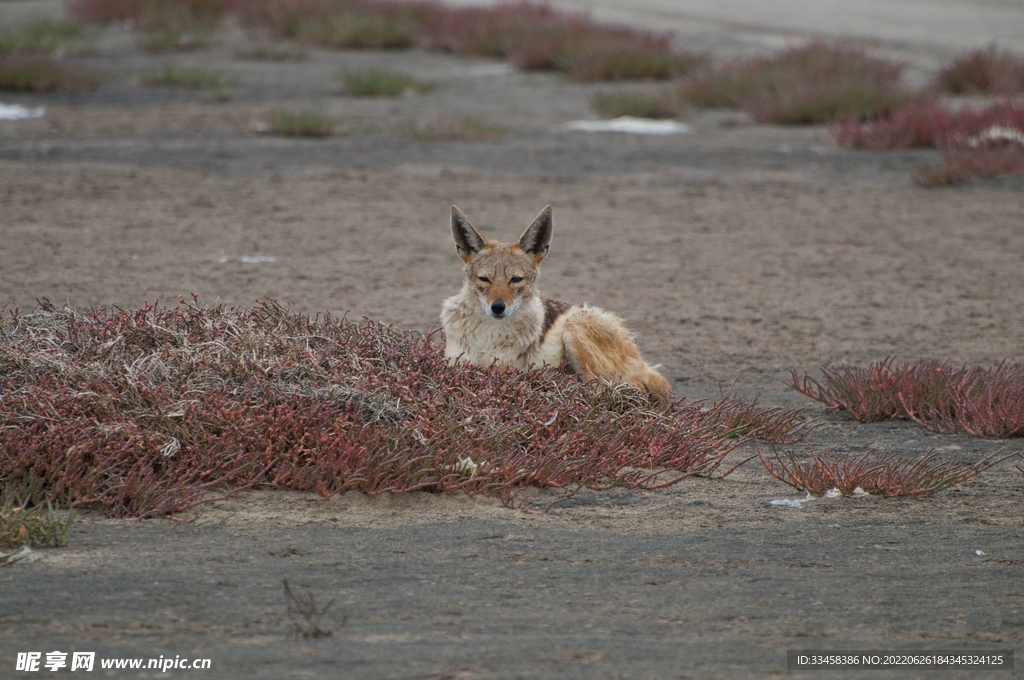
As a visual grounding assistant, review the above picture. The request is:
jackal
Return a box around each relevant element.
[440,205,672,404]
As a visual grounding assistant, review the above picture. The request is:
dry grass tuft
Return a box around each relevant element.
[134,23,218,53]
[590,88,682,119]
[138,62,229,100]
[406,114,504,141]
[139,62,220,88]
[233,42,307,61]
[262,111,341,136]
[679,40,907,124]
[0,299,807,517]
[0,496,74,549]
[0,20,96,56]
[0,55,99,92]
[283,579,340,638]
[341,68,431,96]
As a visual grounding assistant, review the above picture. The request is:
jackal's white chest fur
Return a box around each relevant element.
[441,291,571,370]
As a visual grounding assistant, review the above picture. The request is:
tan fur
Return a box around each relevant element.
[440,205,672,404]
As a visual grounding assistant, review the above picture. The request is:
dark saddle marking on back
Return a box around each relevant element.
[542,298,572,337]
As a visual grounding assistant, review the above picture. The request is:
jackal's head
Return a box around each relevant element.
[450,205,553,320]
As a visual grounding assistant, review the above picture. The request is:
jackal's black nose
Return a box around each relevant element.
[490,301,506,316]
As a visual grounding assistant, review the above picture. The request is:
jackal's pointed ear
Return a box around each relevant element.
[451,205,487,262]
[518,205,553,264]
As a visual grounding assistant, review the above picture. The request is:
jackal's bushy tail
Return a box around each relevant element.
[561,307,672,405]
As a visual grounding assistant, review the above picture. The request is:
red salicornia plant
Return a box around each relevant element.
[829,98,951,150]
[712,394,815,445]
[832,97,1024,150]
[830,99,1024,185]
[935,44,1024,96]
[792,358,1024,438]
[758,444,1009,497]
[423,1,701,81]
[196,0,703,80]
[0,299,806,518]
[679,40,907,124]
[69,0,705,80]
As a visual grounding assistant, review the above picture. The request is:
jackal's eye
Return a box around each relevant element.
[477,276,490,283]
[510,276,524,284]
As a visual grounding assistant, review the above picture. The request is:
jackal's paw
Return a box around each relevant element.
[642,372,673,407]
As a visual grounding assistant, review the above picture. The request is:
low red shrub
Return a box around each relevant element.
[68,0,699,79]
[758,445,1009,497]
[679,41,907,124]
[424,1,694,81]
[917,145,1024,186]
[935,44,1024,96]
[830,98,950,149]
[0,299,806,517]
[833,99,1024,150]
[425,1,569,59]
[792,358,1024,438]
[231,0,465,48]
[831,99,1024,184]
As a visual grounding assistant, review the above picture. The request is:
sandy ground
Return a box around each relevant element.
[2,2,1024,678]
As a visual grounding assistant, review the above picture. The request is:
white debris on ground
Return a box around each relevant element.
[825,486,870,498]
[770,487,871,508]
[0,103,46,120]
[561,116,694,135]
[219,256,277,264]
[966,126,1024,148]
[768,498,806,508]
[0,546,40,566]
[769,493,817,508]
[160,437,181,458]
[452,456,483,477]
